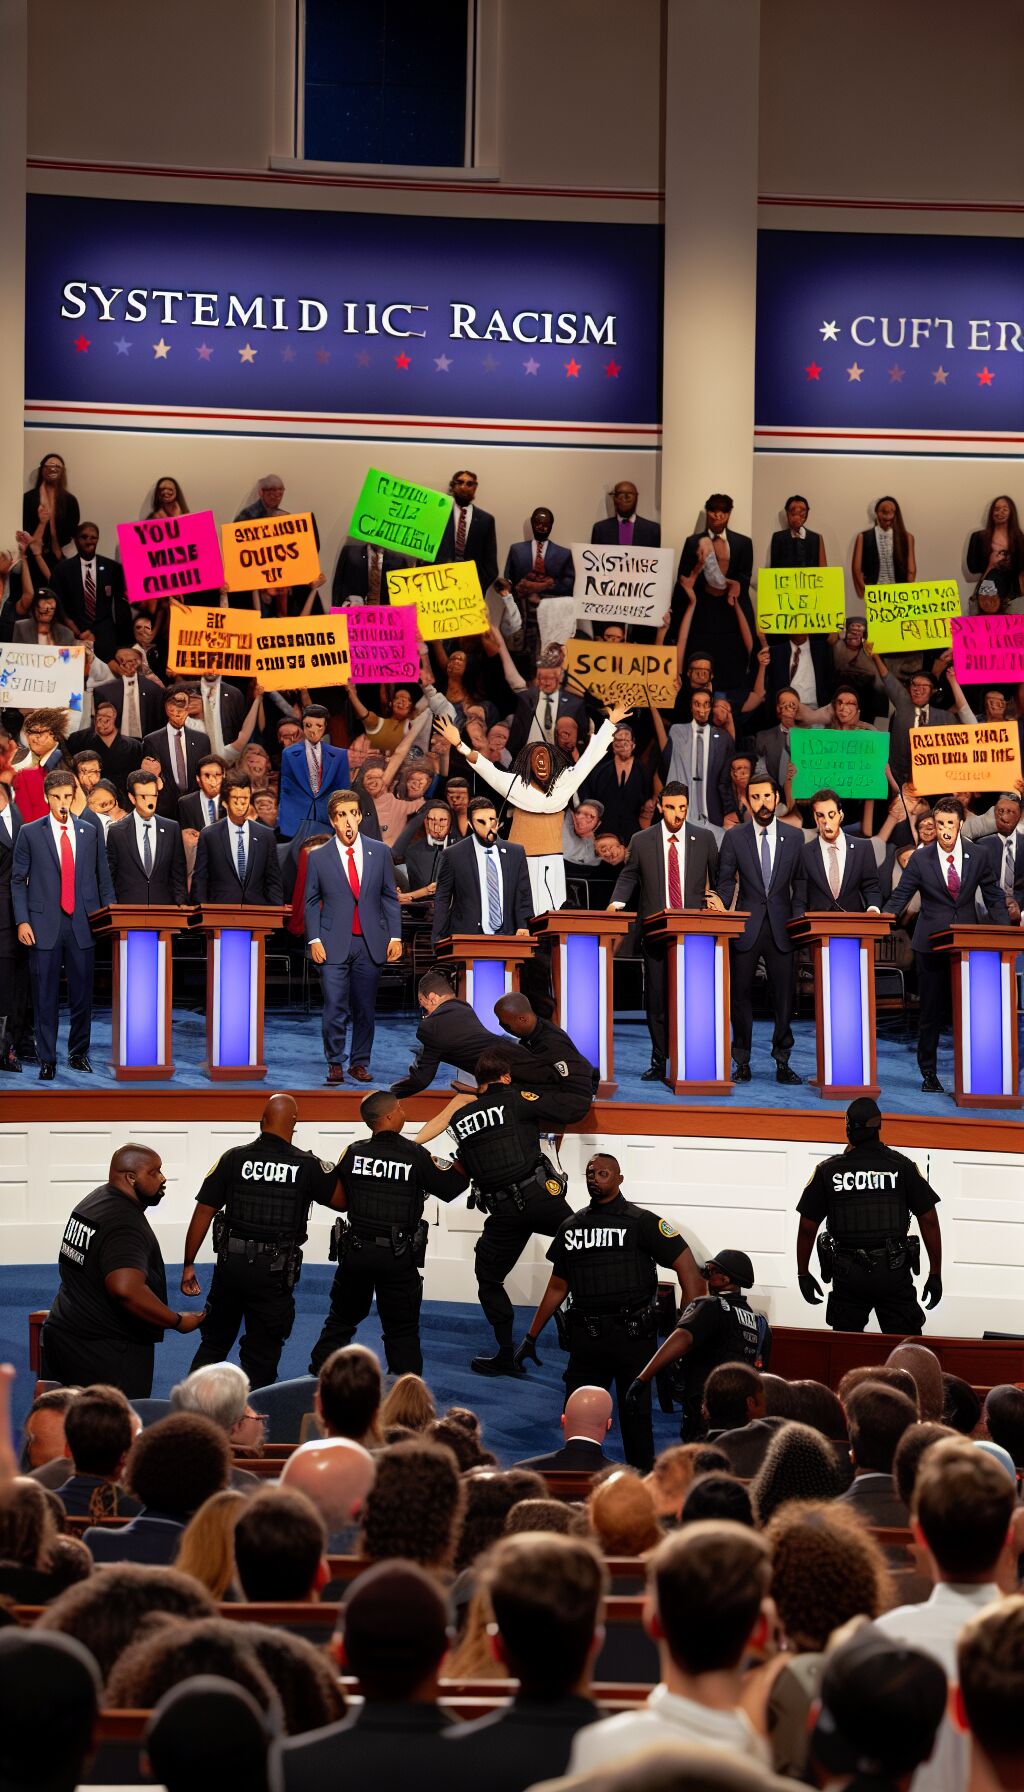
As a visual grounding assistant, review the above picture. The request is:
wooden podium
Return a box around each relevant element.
[529,909,632,1097]
[189,904,288,1081]
[434,933,536,1030]
[642,910,748,1095]
[91,904,191,1081]
[787,912,894,1100]
[932,925,1023,1109]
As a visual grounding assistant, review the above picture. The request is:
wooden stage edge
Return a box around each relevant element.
[5,1090,1023,1153]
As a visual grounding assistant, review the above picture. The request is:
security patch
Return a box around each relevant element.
[546,1178,563,1196]
[658,1218,679,1238]
[318,1158,336,1174]
[521,1090,540,1101]
[554,1060,569,1077]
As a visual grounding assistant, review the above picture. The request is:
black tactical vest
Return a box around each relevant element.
[824,1145,912,1244]
[450,1093,542,1193]
[344,1139,424,1234]
[562,1200,657,1314]
[223,1144,311,1244]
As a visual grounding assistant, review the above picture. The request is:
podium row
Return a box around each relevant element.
[89,905,1022,1111]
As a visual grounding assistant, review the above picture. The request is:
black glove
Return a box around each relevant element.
[623,1377,648,1414]
[922,1274,942,1309]
[798,1272,824,1306]
[513,1334,541,1371]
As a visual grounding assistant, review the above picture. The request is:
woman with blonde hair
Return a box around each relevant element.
[175,1489,248,1600]
[379,1374,436,1434]
[587,1468,663,1556]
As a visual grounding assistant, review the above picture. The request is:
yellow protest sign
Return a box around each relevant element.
[388,561,488,640]
[221,512,321,591]
[865,580,961,654]
[565,640,678,710]
[909,721,1021,795]
[167,605,257,677]
[756,566,845,635]
[252,615,351,692]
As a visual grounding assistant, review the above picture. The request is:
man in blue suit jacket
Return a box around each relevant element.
[305,789,402,1085]
[278,704,350,841]
[716,772,803,1085]
[883,794,1009,1092]
[12,767,115,1079]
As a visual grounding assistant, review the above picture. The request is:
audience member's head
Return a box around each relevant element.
[764,1501,891,1651]
[846,1382,918,1475]
[645,1445,706,1521]
[984,1386,1024,1467]
[143,1678,276,1792]
[174,1489,248,1600]
[124,1414,230,1520]
[561,1384,614,1445]
[233,1487,327,1602]
[958,1596,1024,1791]
[316,1346,382,1445]
[811,1629,947,1789]
[241,1626,346,1735]
[38,1564,215,1686]
[335,1561,450,1701]
[837,1363,920,1411]
[378,1374,436,1434]
[428,1415,496,1471]
[752,1422,845,1524]
[886,1342,944,1422]
[0,1631,101,1792]
[703,1364,765,1433]
[47,1536,94,1595]
[359,1440,465,1573]
[681,1474,754,1528]
[588,1469,663,1555]
[481,1534,608,1698]
[454,1469,545,1573]
[279,1438,375,1537]
[943,1373,983,1437]
[912,1440,1020,1582]
[62,1384,134,1480]
[648,1522,772,1680]
[22,1387,77,1471]
[761,1375,795,1418]
[170,1363,255,1447]
[106,1617,279,1721]
[784,1379,847,1440]
[504,1498,582,1538]
[892,1422,957,1510]
[0,1477,59,1569]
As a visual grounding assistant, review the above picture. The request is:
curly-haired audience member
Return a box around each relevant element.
[359,1440,465,1576]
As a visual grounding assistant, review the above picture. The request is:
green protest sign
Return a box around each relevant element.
[348,468,452,562]
[790,728,891,799]
[756,565,846,635]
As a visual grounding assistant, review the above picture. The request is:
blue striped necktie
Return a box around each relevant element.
[486,850,502,930]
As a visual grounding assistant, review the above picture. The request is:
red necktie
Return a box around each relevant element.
[533,541,545,576]
[347,847,363,935]
[667,836,682,907]
[454,508,467,556]
[59,825,75,914]
[83,563,96,621]
[946,855,961,897]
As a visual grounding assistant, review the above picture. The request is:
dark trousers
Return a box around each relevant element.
[826,1261,925,1335]
[190,1256,296,1389]
[475,1189,573,1349]
[319,936,380,1069]
[730,921,795,1066]
[310,1243,423,1376]
[41,1322,155,1398]
[565,1323,655,1471]
[530,1088,593,1128]
[914,950,950,1074]
[0,944,29,1052]
[643,941,668,1065]
[29,914,94,1064]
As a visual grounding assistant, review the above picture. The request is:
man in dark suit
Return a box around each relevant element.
[431,798,534,947]
[794,791,883,913]
[106,770,188,906]
[391,970,543,1098]
[432,469,498,596]
[49,521,129,665]
[660,689,735,829]
[978,792,1024,922]
[93,646,166,740]
[194,675,246,753]
[192,772,285,907]
[754,688,801,787]
[278,704,351,841]
[0,785,27,1072]
[142,685,211,819]
[71,699,143,805]
[716,772,803,1085]
[331,540,413,607]
[767,495,827,570]
[765,632,833,709]
[507,649,591,759]
[590,480,661,546]
[177,755,225,833]
[838,1382,916,1528]
[610,782,721,1082]
[514,1385,616,1471]
[883,794,1009,1092]
[392,800,457,896]
[11,767,115,1078]
[501,507,574,658]
[305,788,402,1084]
[674,494,755,694]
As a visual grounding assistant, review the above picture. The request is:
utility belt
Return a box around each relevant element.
[567,1295,660,1341]
[330,1215,429,1268]
[212,1215,303,1288]
[818,1231,920,1282]
[469,1158,567,1218]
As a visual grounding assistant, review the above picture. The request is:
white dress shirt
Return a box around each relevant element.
[49,813,76,862]
[121,674,143,740]
[756,817,779,877]
[663,819,686,904]
[818,829,847,888]
[0,805,13,843]
[200,680,227,756]
[787,638,818,705]
[165,723,190,787]
[453,502,474,539]
[333,832,363,879]
[473,836,503,934]
[570,1685,766,1776]
[227,819,250,878]
[133,811,157,868]
[937,836,964,887]
[689,721,711,821]
[875,524,896,583]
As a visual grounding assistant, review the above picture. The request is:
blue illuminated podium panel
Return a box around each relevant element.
[90,905,188,1081]
[788,914,894,1101]
[189,905,288,1082]
[934,926,1024,1110]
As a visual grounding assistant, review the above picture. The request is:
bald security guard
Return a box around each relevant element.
[514,1154,705,1470]
[493,991,597,1127]
[624,1249,771,1440]
[42,1145,206,1397]
[795,1097,942,1334]
[182,1093,343,1387]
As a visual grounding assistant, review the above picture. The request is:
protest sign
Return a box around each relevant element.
[221,512,320,592]
[348,469,452,562]
[565,640,678,710]
[756,565,846,635]
[388,561,488,639]
[790,728,891,799]
[864,580,961,654]
[909,721,1021,794]
[117,510,223,603]
[334,604,420,682]
[951,614,1024,684]
[252,616,351,692]
[538,595,577,654]
[572,543,676,628]
[167,605,257,677]
[0,643,85,712]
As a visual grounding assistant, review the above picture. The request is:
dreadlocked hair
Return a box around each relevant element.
[509,740,569,794]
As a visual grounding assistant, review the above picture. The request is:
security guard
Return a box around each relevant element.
[795,1096,942,1334]
[418,1044,572,1377]
[513,1153,705,1471]
[182,1092,342,1388]
[42,1145,206,1397]
[624,1249,771,1441]
[494,992,598,1126]
[309,1088,468,1376]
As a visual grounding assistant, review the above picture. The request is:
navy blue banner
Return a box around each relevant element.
[756,230,1024,437]
[25,194,661,428]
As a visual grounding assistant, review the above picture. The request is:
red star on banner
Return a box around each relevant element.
[977,366,995,386]
[564,358,581,378]
[394,352,411,370]
[603,360,621,378]
[804,361,822,381]
[73,334,91,353]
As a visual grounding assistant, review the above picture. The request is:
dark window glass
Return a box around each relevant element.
[304,0,470,167]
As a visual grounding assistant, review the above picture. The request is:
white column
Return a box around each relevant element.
[0,1,27,525]
[660,0,761,545]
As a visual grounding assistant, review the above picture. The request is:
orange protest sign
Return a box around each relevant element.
[251,615,350,692]
[909,722,1022,795]
[167,605,257,677]
[221,512,321,591]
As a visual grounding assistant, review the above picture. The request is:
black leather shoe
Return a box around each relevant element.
[921,1072,944,1093]
[775,1063,801,1086]
[733,1062,752,1082]
[0,1048,22,1074]
[18,1037,38,1063]
[68,1053,93,1073]
[640,1063,667,1083]
[470,1350,525,1378]
[38,1062,56,1081]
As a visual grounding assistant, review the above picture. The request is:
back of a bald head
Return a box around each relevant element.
[887,1342,944,1421]
[563,1385,613,1443]
[261,1093,298,1138]
[495,993,533,1019]
[280,1437,376,1529]
[109,1143,159,1179]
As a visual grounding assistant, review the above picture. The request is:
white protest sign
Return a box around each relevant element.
[0,643,86,713]
[572,543,676,627]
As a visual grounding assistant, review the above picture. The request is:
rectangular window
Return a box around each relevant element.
[302,0,471,169]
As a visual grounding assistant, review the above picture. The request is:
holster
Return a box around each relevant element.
[329,1217,352,1263]
[283,1246,302,1291]
[411,1219,428,1268]
[817,1232,836,1285]
[553,1301,571,1350]
[906,1234,922,1275]
[212,1212,227,1261]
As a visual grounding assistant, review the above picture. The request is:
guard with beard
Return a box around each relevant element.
[795,1097,942,1334]
[493,992,597,1127]
[513,1154,704,1470]
[624,1249,771,1441]
[41,1145,206,1396]
[309,1088,468,1376]
[417,1045,572,1377]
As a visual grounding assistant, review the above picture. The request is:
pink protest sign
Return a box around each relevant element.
[117,510,224,603]
[951,614,1024,683]
[332,604,420,681]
